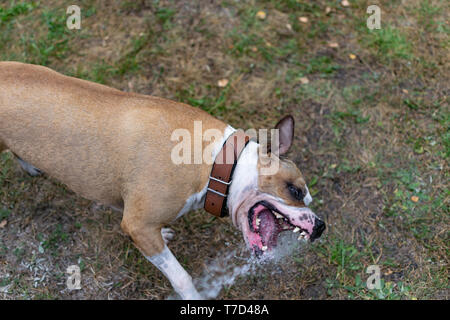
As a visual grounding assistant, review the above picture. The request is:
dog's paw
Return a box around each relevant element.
[161,228,175,244]
[17,158,43,176]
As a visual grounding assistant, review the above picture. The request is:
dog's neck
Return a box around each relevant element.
[175,125,239,219]
[227,140,259,225]
[175,126,260,221]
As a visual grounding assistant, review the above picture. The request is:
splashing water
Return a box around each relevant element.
[195,250,253,299]
[168,231,308,299]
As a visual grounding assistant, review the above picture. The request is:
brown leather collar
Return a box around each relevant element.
[204,130,254,217]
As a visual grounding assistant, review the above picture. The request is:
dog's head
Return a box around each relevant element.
[228,116,325,257]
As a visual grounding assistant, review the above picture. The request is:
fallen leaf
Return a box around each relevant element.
[328,42,339,48]
[256,11,266,20]
[217,79,229,87]
[384,269,393,276]
[286,23,293,31]
[349,53,357,60]
[411,196,419,203]
[251,46,258,52]
[298,16,308,23]
[330,163,337,169]
[0,220,7,228]
[402,89,409,94]
[342,0,350,7]
[299,77,309,84]
[325,7,332,14]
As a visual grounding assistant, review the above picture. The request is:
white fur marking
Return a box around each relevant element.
[147,245,202,299]
[304,185,313,206]
[228,141,259,225]
[161,228,175,243]
[17,158,42,176]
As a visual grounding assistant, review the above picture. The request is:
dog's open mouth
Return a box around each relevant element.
[247,201,312,256]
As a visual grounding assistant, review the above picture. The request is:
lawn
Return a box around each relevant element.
[0,0,448,299]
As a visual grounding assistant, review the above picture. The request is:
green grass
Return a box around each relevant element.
[313,238,416,299]
[0,0,448,300]
[74,60,118,84]
[414,0,443,32]
[228,31,276,63]
[22,9,71,65]
[305,56,340,75]
[38,224,69,255]
[176,83,240,116]
[155,7,176,28]
[0,1,35,24]
[0,152,14,188]
[362,26,413,62]
[0,3,71,65]
[0,1,36,57]
[0,207,11,220]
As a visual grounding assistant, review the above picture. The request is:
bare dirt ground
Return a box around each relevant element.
[0,0,448,299]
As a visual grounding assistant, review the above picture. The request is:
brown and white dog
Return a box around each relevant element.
[0,62,325,299]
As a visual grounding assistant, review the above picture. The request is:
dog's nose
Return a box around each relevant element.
[310,218,325,241]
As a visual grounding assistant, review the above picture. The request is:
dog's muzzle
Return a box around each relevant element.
[310,217,326,242]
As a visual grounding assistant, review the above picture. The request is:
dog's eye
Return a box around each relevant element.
[288,184,304,201]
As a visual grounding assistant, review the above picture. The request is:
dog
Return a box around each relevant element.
[0,61,325,299]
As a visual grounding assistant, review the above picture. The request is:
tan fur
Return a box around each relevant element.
[0,61,227,256]
[258,155,307,207]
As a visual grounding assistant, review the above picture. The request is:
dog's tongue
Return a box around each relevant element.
[259,209,278,247]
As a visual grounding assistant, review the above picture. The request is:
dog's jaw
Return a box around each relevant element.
[227,141,323,255]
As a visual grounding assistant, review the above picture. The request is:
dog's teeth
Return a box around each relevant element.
[293,227,300,233]
[274,212,283,219]
[261,246,267,251]
[298,232,308,240]
[256,218,261,226]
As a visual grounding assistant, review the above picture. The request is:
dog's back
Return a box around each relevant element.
[0,62,226,208]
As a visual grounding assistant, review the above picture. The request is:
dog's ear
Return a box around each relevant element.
[274,115,294,155]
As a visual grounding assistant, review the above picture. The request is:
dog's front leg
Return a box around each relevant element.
[121,196,201,300]
[147,245,202,300]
